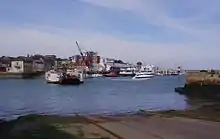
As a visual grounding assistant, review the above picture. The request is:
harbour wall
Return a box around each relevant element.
[175,71,220,101]
[186,71,220,85]
[0,72,43,79]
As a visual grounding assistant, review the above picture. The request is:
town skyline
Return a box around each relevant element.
[1,0,220,69]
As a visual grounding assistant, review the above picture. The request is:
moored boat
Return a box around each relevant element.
[59,73,81,85]
[45,69,84,85]
[155,72,164,76]
[85,73,103,78]
[119,71,135,77]
[91,74,103,78]
[45,70,61,84]
[119,68,136,77]
[132,71,154,80]
[103,71,118,77]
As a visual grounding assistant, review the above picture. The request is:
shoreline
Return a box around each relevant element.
[1,100,220,139]
[1,100,219,122]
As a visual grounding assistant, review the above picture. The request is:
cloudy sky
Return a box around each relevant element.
[0,0,220,69]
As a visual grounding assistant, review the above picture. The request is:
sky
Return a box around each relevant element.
[0,0,220,69]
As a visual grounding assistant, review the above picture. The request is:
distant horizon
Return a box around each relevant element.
[1,53,217,71]
[1,0,220,69]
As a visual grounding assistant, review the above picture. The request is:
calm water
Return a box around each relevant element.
[0,76,187,119]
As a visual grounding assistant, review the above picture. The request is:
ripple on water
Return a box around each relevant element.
[0,76,187,119]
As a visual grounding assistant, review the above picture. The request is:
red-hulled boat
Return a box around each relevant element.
[103,71,118,77]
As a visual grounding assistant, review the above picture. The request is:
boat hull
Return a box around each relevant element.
[119,73,135,77]
[103,74,118,77]
[59,77,81,85]
[46,77,82,85]
[133,75,154,79]
[103,72,118,77]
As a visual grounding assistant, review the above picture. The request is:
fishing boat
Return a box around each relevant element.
[45,69,84,85]
[132,71,154,80]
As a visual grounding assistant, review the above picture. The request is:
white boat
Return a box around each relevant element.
[155,72,164,76]
[85,73,103,78]
[67,69,84,83]
[45,70,61,83]
[119,68,136,77]
[132,71,154,80]
[91,74,103,78]
[119,71,135,77]
[77,70,84,83]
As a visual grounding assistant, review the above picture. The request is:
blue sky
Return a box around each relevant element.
[0,0,220,69]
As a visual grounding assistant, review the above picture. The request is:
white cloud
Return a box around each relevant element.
[0,25,205,68]
[80,0,220,44]
[1,0,220,68]
[80,0,144,11]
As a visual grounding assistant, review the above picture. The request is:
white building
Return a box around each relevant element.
[8,60,34,73]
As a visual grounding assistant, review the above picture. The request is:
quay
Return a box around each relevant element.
[0,72,42,79]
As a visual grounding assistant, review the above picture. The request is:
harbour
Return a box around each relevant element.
[0,75,186,120]
[2,1,220,138]
[1,43,219,139]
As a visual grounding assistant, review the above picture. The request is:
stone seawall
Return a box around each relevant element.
[176,71,220,101]
[186,72,220,85]
[0,72,43,79]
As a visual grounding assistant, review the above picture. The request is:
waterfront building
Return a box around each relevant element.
[7,60,34,73]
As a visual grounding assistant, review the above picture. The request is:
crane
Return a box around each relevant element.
[75,41,91,70]
[76,41,84,60]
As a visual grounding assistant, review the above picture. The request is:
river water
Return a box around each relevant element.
[0,76,187,119]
